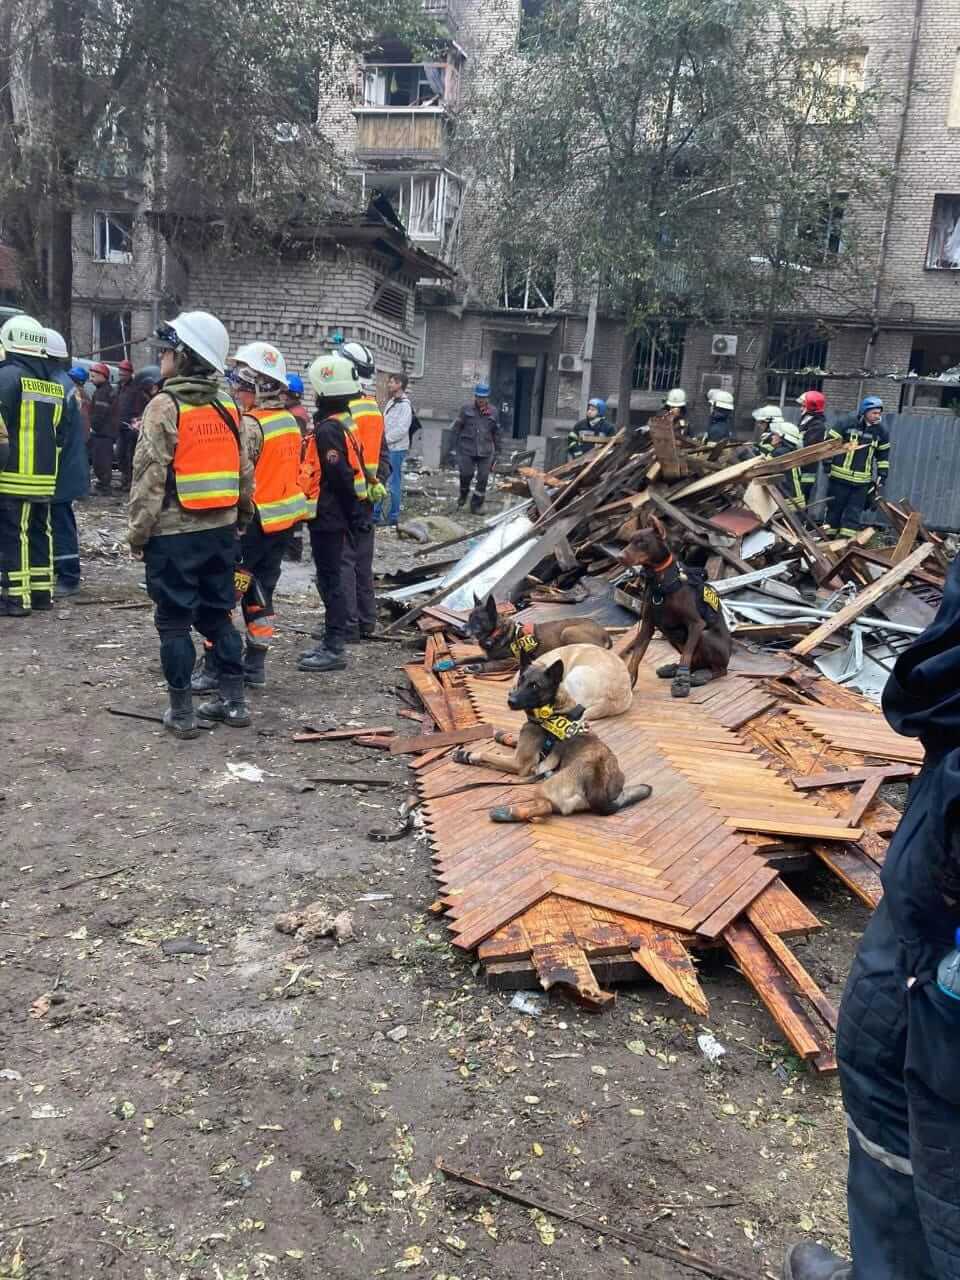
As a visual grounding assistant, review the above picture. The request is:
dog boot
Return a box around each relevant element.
[690,670,714,687]
[782,1243,851,1280]
[671,665,692,698]
[190,646,219,693]
[243,645,267,688]
[163,686,200,740]
[196,674,251,728]
[613,783,653,811]
[656,662,679,679]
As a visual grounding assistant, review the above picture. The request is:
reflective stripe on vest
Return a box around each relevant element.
[172,396,241,510]
[349,395,385,483]
[828,426,884,484]
[249,406,308,533]
[0,375,63,498]
[334,410,368,500]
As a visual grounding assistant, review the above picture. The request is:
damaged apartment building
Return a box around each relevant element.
[325,0,960,462]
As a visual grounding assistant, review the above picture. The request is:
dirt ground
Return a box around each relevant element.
[0,478,870,1280]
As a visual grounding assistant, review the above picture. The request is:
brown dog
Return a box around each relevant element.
[466,594,610,671]
[620,516,732,698]
[454,655,651,822]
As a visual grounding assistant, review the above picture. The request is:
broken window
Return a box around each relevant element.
[502,253,557,309]
[765,325,827,399]
[94,212,133,263]
[798,195,846,264]
[927,195,960,270]
[362,63,448,107]
[94,309,132,362]
[632,323,686,392]
[369,175,444,239]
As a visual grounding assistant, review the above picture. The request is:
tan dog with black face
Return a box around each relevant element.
[454,648,650,822]
[466,594,611,672]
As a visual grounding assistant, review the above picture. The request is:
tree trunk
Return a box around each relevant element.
[616,316,636,436]
[49,193,74,347]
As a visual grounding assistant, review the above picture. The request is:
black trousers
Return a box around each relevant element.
[340,521,376,630]
[309,526,348,652]
[89,435,114,491]
[826,477,870,536]
[0,497,53,609]
[144,525,242,689]
[458,453,493,499]
[117,426,138,489]
[239,518,289,650]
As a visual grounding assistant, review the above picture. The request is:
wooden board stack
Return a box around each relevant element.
[403,630,915,1074]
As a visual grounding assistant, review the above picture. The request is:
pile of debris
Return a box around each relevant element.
[384,425,949,701]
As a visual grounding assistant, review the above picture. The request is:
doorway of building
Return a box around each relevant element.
[491,350,546,439]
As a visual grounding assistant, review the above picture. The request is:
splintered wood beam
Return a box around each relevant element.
[811,842,883,908]
[628,920,709,1016]
[389,724,493,755]
[790,764,918,790]
[791,543,934,657]
[726,816,864,841]
[844,774,885,827]
[763,485,835,580]
[891,511,921,563]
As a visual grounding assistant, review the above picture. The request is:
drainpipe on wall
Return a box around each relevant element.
[579,278,600,417]
[864,0,924,368]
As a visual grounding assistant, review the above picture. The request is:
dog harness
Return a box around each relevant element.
[641,554,721,620]
[531,702,589,743]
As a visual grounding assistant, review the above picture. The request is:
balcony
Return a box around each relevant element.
[354,108,446,160]
[422,0,464,30]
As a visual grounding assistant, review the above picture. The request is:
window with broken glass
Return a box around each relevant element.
[94,212,134,263]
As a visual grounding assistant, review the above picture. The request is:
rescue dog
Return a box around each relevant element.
[466,594,611,671]
[620,516,732,698]
[453,652,651,822]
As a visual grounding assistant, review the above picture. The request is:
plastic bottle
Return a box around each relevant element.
[936,926,960,1002]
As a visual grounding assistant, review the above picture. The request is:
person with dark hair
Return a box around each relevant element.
[127,311,254,739]
[114,358,147,490]
[88,362,116,493]
[296,353,363,673]
[383,370,412,525]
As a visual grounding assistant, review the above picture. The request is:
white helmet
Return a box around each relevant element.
[712,389,735,411]
[339,339,375,380]
[774,419,802,447]
[308,353,361,400]
[0,314,47,358]
[752,404,781,423]
[44,328,69,359]
[664,387,686,408]
[230,341,287,387]
[159,311,229,374]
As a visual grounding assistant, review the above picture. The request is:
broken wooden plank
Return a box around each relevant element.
[812,842,883,909]
[527,474,577,570]
[764,484,835,580]
[293,725,394,742]
[726,816,864,841]
[790,764,918,790]
[791,543,934,657]
[891,511,921,564]
[404,663,457,731]
[844,774,885,826]
[628,920,709,1016]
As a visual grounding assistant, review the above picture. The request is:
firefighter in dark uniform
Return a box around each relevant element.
[784,555,960,1279]
[767,419,805,509]
[823,396,890,537]
[796,389,827,509]
[0,314,64,616]
[567,397,612,459]
[297,353,363,673]
[450,382,500,512]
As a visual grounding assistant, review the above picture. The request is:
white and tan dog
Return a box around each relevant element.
[514,643,634,722]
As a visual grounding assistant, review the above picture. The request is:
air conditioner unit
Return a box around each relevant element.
[711,333,738,357]
[558,352,584,373]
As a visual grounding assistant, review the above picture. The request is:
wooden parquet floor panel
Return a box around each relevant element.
[785,706,924,765]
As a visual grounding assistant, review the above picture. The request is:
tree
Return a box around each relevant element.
[0,0,430,341]
[455,0,887,422]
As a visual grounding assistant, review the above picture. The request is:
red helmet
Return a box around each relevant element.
[118,359,134,373]
[90,362,110,377]
[798,390,825,414]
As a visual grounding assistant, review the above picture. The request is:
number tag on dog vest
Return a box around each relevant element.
[532,703,589,741]
[701,585,721,613]
[234,567,254,597]
[509,623,539,660]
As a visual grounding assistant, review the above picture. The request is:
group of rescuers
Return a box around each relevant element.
[568,383,890,537]
[0,308,418,740]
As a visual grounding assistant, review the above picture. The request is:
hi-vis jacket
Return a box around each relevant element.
[127,375,254,550]
[0,355,65,500]
[348,393,385,497]
[171,395,242,510]
[299,411,360,531]
[244,403,307,533]
[827,414,891,486]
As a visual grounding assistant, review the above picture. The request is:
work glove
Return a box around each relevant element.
[367,481,387,505]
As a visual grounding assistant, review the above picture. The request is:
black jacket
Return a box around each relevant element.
[310,415,361,534]
[53,375,90,503]
[90,381,116,438]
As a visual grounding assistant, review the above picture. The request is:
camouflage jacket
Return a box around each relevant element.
[127,375,255,549]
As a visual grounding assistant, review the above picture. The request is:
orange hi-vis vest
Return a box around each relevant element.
[348,393,384,495]
[171,394,241,510]
[248,406,307,533]
[299,410,352,519]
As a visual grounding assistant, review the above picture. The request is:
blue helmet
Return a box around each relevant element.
[68,365,88,384]
[286,371,304,396]
[859,396,883,416]
[588,397,607,416]
[474,381,491,398]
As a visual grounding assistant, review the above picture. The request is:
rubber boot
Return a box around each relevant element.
[297,645,347,673]
[470,492,485,514]
[163,686,200,740]
[782,1243,851,1280]
[190,647,219,693]
[196,674,252,727]
[243,645,267,688]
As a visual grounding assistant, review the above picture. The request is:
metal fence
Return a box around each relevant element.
[883,411,960,531]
